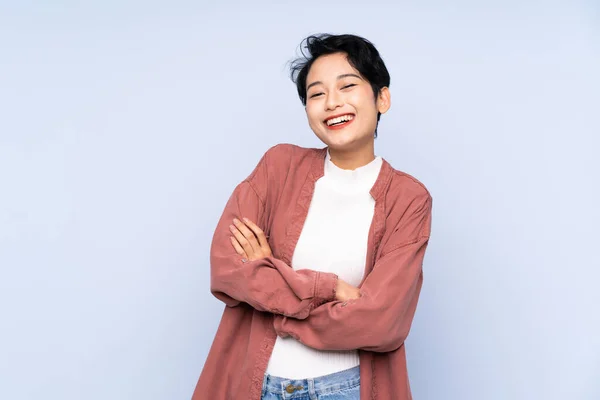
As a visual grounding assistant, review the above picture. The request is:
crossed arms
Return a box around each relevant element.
[209,149,432,352]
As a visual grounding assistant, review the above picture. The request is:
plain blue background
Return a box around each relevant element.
[1,1,598,399]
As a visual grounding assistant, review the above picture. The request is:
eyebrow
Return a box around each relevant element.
[306,73,363,91]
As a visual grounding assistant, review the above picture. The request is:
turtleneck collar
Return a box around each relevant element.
[323,149,383,192]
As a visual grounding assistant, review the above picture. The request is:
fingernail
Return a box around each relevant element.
[233,218,239,224]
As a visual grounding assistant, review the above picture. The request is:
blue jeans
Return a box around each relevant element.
[260,366,360,400]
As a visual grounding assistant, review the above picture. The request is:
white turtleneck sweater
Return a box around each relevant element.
[265,149,383,379]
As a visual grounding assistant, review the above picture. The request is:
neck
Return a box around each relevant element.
[328,143,376,170]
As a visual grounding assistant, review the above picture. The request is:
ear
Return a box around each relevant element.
[377,87,391,114]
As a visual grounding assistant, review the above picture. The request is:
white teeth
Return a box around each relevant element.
[326,114,354,126]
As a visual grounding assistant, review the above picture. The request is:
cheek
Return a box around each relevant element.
[305,106,321,126]
[351,91,378,120]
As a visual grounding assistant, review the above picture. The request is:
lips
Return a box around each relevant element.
[324,113,355,130]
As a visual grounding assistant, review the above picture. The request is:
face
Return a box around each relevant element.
[304,52,390,152]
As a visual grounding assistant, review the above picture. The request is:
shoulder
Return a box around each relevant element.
[262,142,320,165]
[255,143,322,178]
[247,142,320,193]
[385,162,432,205]
[381,161,433,241]
[379,163,433,250]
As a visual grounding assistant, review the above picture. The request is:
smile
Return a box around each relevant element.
[324,114,355,129]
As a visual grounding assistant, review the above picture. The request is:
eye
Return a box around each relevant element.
[309,92,324,99]
[341,84,357,90]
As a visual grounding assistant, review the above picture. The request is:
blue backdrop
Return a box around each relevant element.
[1,1,598,399]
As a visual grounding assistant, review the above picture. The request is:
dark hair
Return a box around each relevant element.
[290,34,391,138]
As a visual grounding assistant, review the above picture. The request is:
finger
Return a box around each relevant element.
[229,224,254,255]
[242,217,269,248]
[229,236,247,257]
[232,218,260,251]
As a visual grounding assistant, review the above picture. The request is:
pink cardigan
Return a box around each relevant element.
[192,143,432,399]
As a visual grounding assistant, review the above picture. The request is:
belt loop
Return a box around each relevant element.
[261,373,267,397]
[308,378,317,399]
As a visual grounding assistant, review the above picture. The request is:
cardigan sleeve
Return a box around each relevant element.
[210,146,338,319]
[272,192,432,352]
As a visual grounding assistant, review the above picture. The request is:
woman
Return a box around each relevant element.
[192,34,433,400]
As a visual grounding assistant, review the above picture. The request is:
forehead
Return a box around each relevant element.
[306,52,361,82]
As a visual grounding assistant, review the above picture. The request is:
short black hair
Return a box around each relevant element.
[290,33,391,138]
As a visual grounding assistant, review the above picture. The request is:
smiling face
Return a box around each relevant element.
[304,52,390,156]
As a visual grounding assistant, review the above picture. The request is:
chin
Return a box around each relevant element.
[323,139,360,152]
[323,131,367,149]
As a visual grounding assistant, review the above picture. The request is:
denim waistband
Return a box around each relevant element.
[262,366,360,398]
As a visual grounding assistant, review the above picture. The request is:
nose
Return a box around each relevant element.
[325,91,343,111]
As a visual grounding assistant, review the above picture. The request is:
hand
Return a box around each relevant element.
[335,279,361,302]
[229,217,272,262]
